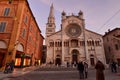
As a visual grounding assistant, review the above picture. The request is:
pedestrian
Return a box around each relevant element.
[9,60,15,72]
[4,63,11,74]
[77,61,84,79]
[67,62,70,67]
[111,61,117,73]
[84,62,88,78]
[95,60,105,80]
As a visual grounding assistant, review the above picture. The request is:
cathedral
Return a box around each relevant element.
[45,4,106,67]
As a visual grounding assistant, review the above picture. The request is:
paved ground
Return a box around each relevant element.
[0,66,38,80]
[1,67,120,80]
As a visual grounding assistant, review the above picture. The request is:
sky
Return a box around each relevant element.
[27,0,120,37]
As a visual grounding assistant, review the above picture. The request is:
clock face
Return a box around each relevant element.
[66,24,81,37]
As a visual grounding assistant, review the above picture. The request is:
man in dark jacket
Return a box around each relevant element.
[77,61,84,79]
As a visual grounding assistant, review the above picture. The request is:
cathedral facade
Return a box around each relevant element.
[45,4,106,67]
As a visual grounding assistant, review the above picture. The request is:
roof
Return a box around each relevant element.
[47,30,62,37]
[25,0,42,33]
[85,29,103,36]
[103,28,120,37]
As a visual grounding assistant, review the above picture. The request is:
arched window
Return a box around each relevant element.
[95,38,101,46]
[0,40,7,48]
[0,22,6,32]
[80,39,84,46]
[71,39,78,47]
[64,40,69,47]
[22,28,26,37]
[49,40,54,47]
[55,40,61,47]
[16,43,24,52]
[87,38,94,46]
[55,42,57,47]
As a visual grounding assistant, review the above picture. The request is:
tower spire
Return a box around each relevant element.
[46,3,56,37]
[49,3,54,18]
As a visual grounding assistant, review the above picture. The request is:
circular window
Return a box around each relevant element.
[66,24,81,37]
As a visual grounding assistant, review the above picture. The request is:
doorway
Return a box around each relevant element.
[55,55,61,66]
[72,49,79,64]
[90,55,95,66]
[55,58,61,66]
[0,52,5,68]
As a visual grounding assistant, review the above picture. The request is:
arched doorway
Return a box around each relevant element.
[72,49,79,64]
[90,54,95,66]
[55,55,61,66]
[15,43,24,67]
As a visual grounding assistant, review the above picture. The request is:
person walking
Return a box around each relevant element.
[10,60,15,72]
[111,61,117,73]
[77,61,84,79]
[4,63,11,74]
[95,60,105,80]
[84,62,88,78]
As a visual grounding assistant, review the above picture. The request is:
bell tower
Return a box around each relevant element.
[46,4,56,37]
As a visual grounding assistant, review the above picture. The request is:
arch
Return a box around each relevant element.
[95,38,101,42]
[71,49,79,63]
[79,39,84,46]
[55,55,61,66]
[95,38,101,46]
[49,40,54,47]
[16,43,24,52]
[56,55,61,58]
[87,38,94,46]
[0,40,7,48]
[90,54,95,66]
[55,39,61,47]
[64,40,69,47]
[71,39,78,47]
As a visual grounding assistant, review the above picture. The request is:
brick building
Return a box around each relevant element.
[103,28,120,65]
[0,0,44,69]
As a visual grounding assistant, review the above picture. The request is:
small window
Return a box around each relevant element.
[0,22,6,32]
[22,29,26,37]
[108,46,111,52]
[49,24,52,27]
[48,30,52,32]
[115,44,119,50]
[24,16,28,24]
[29,25,32,31]
[4,8,10,16]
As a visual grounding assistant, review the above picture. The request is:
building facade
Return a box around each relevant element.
[45,4,106,67]
[103,28,120,65]
[0,0,44,69]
